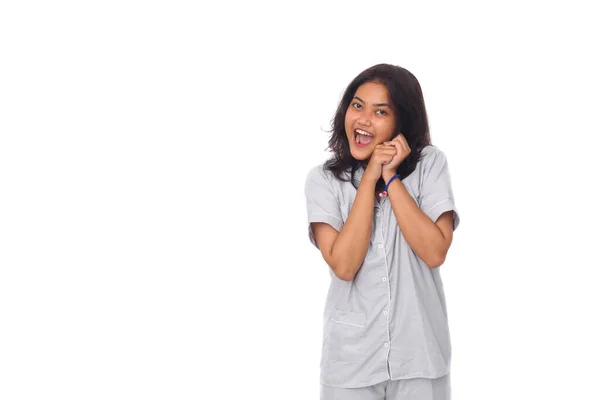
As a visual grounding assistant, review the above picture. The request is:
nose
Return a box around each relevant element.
[357,113,373,127]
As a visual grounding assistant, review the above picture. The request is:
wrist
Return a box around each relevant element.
[382,171,397,182]
[360,175,378,187]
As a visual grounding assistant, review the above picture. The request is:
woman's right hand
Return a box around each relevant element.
[363,144,397,182]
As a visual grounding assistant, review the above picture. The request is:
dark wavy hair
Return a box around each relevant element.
[324,64,432,191]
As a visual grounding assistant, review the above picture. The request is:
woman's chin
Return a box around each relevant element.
[350,145,372,161]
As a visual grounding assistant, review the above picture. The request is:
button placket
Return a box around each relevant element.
[378,202,393,376]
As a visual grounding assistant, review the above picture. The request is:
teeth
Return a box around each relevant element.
[355,129,372,145]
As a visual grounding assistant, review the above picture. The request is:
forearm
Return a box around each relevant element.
[330,178,376,280]
[383,174,449,268]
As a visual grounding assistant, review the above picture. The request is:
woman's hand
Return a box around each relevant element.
[363,144,398,182]
[382,134,411,179]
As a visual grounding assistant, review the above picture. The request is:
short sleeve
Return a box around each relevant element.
[419,148,460,231]
[304,166,343,248]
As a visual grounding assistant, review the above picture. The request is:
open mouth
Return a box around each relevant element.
[354,129,374,147]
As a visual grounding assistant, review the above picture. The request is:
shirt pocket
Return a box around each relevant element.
[326,309,367,363]
[332,309,366,328]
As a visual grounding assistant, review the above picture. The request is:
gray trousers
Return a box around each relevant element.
[320,373,450,400]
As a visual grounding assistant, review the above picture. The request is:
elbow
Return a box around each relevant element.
[326,251,359,281]
[324,254,357,281]
[333,266,356,281]
[425,251,447,269]
[330,258,358,281]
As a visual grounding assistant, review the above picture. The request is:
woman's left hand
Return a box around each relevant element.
[382,133,411,176]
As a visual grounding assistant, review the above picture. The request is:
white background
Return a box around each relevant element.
[1,1,599,399]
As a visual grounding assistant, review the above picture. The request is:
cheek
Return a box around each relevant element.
[379,119,396,138]
[344,114,355,132]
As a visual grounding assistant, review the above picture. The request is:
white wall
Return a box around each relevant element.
[1,1,599,399]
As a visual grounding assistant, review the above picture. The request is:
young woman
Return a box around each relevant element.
[305,64,460,400]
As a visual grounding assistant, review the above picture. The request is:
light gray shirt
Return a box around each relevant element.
[305,145,460,388]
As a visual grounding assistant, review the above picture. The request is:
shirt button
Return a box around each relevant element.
[378,244,384,249]
[376,212,381,217]
[382,277,387,282]
[383,311,388,316]
[384,343,389,348]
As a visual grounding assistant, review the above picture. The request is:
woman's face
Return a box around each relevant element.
[345,81,397,161]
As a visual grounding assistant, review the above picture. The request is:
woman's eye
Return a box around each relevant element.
[376,110,387,116]
[352,103,362,110]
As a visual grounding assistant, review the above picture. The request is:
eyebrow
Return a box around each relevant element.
[354,96,391,108]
